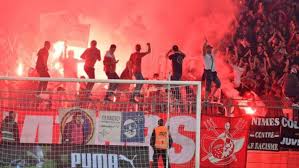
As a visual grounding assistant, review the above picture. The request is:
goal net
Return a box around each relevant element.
[0,77,201,168]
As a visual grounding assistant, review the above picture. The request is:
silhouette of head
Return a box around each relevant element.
[172,45,179,52]
[44,41,51,50]
[91,40,97,48]
[73,112,82,124]
[110,44,116,53]
[8,111,16,120]
[158,119,164,126]
[135,44,141,52]
[206,45,213,54]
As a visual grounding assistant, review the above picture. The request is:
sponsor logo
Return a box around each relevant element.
[121,112,145,142]
[71,153,136,168]
[201,118,246,166]
[123,119,138,138]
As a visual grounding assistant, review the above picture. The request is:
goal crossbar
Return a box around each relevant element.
[0,76,201,85]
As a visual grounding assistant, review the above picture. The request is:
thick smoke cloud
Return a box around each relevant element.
[0,0,237,78]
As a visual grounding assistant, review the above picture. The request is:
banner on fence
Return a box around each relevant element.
[0,143,149,168]
[248,117,281,151]
[97,111,145,144]
[280,117,299,149]
[59,108,96,145]
[0,110,197,166]
[200,115,250,168]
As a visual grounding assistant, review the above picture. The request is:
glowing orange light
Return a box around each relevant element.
[54,62,60,70]
[238,100,256,115]
[243,106,256,115]
[52,41,65,59]
[16,63,24,76]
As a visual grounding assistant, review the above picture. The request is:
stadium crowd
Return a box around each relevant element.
[224,0,299,104]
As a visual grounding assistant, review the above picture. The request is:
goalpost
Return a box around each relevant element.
[0,76,201,168]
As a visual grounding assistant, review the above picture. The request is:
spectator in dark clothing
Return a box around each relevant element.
[167,45,186,80]
[129,43,151,103]
[284,65,299,105]
[166,45,186,100]
[80,40,101,92]
[103,44,120,101]
[150,119,173,168]
[1,111,19,143]
[36,41,51,95]
[62,112,86,144]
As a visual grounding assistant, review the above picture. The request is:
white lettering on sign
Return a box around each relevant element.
[252,118,280,126]
[92,154,108,168]
[281,137,299,146]
[145,115,196,164]
[281,118,299,129]
[72,153,81,167]
[20,115,53,143]
[249,143,279,150]
[71,153,119,168]
[82,153,92,168]
[169,116,196,164]
[251,132,277,138]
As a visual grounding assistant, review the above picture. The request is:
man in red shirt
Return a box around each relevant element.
[80,40,101,92]
[103,44,119,101]
[129,43,151,103]
[36,41,51,95]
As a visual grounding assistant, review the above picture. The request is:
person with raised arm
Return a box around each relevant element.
[202,38,221,101]
[129,43,151,103]
[166,45,186,100]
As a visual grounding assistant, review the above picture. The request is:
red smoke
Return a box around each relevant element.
[0,0,238,79]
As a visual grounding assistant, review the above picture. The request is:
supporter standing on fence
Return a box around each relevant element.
[103,44,120,101]
[1,111,19,143]
[150,119,173,168]
[203,39,221,101]
[129,43,151,103]
[36,41,51,95]
[166,45,185,100]
[80,40,101,93]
